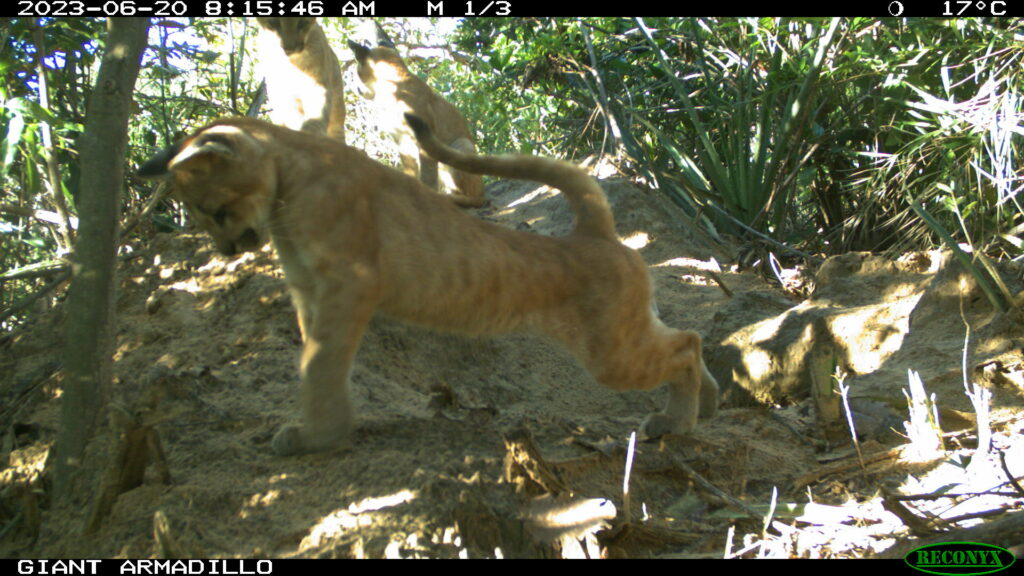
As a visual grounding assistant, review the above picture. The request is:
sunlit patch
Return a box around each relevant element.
[300,490,417,552]
[731,290,919,391]
[166,278,203,295]
[347,489,415,514]
[828,300,914,374]
[656,256,723,287]
[507,184,557,208]
[0,444,49,489]
[654,256,722,271]
[590,156,620,179]
[679,274,717,286]
[301,509,373,551]
[620,232,650,250]
[434,525,471,559]
[522,496,615,559]
[385,533,423,559]
[239,489,282,519]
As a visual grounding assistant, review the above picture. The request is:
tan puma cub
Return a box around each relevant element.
[138,116,718,456]
[255,17,346,142]
[348,39,485,207]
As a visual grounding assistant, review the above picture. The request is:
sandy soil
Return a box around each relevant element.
[1,172,1022,558]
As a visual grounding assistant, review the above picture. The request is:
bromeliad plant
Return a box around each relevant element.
[635,17,840,239]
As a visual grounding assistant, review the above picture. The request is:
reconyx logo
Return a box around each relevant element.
[906,542,1015,575]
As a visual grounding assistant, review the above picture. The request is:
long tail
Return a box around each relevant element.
[405,113,617,241]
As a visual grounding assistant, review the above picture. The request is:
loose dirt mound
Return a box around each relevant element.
[2,173,1022,558]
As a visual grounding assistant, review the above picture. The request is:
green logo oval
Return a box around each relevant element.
[905,542,1016,575]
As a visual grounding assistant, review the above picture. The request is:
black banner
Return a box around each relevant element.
[8,0,1023,17]
[13,560,275,576]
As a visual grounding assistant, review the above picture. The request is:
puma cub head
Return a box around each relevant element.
[256,17,317,55]
[138,123,275,256]
[346,41,405,100]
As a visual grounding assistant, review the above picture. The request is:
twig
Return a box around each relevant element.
[793,446,903,490]
[960,279,993,467]
[1,259,70,281]
[705,258,733,298]
[0,270,71,325]
[723,524,735,559]
[580,25,622,154]
[890,488,1024,501]
[760,486,778,557]
[881,491,944,537]
[669,453,761,521]
[940,506,1017,526]
[998,450,1024,497]
[705,200,822,263]
[622,431,636,524]
[1,189,153,324]
[32,22,74,252]
[837,373,865,471]
[154,510,195,558]
[121,182,172,237]
[0,247,145,325]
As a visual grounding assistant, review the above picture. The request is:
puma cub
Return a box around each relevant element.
[139,116,718,456]
[349,40,485,207]
[255,17,346,142]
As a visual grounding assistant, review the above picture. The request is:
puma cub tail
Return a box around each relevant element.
[405,113,615,240]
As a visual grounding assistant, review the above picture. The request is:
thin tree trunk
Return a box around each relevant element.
[53,17,150,504]
[32,20,75,253]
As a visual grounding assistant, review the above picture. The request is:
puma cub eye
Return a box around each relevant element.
[213,207,229,226]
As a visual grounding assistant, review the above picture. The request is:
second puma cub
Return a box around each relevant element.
[349,39,485,207]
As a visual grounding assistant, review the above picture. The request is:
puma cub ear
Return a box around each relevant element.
[138,124,256,179]
[373,21,396,49]
[348,40,371,62]
[404,113,431,139]
[137,140,182,179]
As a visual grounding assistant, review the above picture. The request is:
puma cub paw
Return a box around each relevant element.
[640,412,696,440]
[271,424,352,456]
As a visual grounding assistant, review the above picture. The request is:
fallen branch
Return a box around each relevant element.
[881,491,944,537]
[793,446,903,490]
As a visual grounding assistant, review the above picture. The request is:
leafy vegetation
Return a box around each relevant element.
[1,17,1021,330]
[451,18,1022,260]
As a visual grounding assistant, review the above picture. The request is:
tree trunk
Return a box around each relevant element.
[53,17,150,503]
